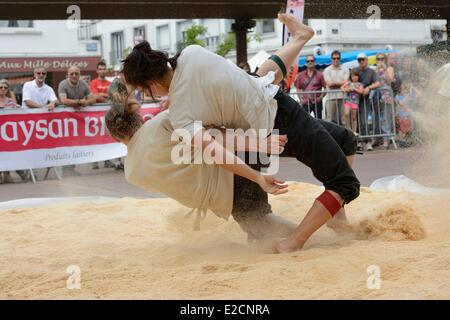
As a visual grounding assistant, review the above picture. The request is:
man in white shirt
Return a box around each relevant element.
[323,50,349,125]
[22,67,58,110]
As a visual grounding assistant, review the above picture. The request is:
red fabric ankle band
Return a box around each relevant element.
[317,191,342,217]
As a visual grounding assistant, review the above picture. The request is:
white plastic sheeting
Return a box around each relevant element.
[369,175,450,196]
[0,196,117,211]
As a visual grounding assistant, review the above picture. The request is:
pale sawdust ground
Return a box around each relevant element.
[1,182,450,299]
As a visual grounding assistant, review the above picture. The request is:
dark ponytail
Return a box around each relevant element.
[122,40,180,90]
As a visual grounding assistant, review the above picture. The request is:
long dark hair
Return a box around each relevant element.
[122,41,180,97]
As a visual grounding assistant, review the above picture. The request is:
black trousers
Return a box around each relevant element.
[232,160,272,239]
[273,90,360,204]
[231,90,360,236]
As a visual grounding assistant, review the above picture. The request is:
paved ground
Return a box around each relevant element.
[0,147,433,202]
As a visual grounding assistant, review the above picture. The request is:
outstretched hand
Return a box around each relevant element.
[256,175,289,195]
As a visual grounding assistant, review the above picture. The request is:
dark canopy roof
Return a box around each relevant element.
[1,0,449,19]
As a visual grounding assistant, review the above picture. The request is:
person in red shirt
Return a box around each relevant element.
[91,61,115,169]
[294,55,326,119]
[90,61,111,103]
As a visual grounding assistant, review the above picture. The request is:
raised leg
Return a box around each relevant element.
[256,13,314,84]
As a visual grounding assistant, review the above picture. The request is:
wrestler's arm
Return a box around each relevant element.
[213,128,287,154]
[193,128,288,195]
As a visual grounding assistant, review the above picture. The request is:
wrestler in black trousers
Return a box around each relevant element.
[232,90,360,239]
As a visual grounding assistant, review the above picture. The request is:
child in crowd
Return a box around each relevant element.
[377,62,395,148]
[342,69,364,134]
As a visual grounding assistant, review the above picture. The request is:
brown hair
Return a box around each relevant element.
[105,89,143,140]
[96,60,107,69]
[350,69,360,80]
[122,41,179,98]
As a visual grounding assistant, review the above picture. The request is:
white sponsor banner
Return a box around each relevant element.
[0,144,127,171]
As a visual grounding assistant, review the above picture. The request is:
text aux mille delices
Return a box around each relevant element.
[0,116,107,147]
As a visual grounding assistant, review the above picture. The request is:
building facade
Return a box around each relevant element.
[88,18,446,67]
[0,18,446,101]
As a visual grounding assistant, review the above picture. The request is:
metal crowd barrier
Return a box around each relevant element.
[289,88,397,149]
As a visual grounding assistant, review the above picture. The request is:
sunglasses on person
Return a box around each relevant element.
[36,72,46,75]
[332,57,340,61]
[307,59,315,63]
[0,86,8,89]
[357,58,366,62]
[376,57,385,61]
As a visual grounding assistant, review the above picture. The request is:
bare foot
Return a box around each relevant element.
[275,238,303,253]
[277,13,314,43]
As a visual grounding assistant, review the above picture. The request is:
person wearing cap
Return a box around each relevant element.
[353,52,381,151]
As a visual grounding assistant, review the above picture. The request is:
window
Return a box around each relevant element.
[157,25,170,51]
[205,35,220,52]
[262,19,275,34]
[78,21,96,40]
[110,31,124,65]
[177,20,193,43]
[0,20,34,28]
[316,29,322,35]
[331,28,339,34]
[133,26,146,44]
[92,35,103,56]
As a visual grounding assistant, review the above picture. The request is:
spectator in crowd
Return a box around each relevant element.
[90,61,111,103]
[375,53,395,149]
[106,73,129,171]
[22,67,58,110]
[109,71,142,103]
[1,79,30,183]
[342,69,364,134]
[354,53,381,151]
[58,66,96,109]
[58,66,96,176]
[3,79,18,105]
[386,53,402,96]
[280,64,298,94]
[238,61,251,73]
[395,83,418,147]
[0,79,19,108]
[324,50,349,125]
[90,61,115,169]
[294,55,326,119]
